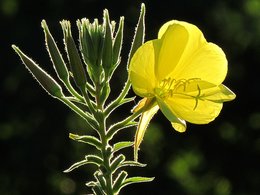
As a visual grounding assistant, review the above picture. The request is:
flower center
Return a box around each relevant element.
[154,77,200,99]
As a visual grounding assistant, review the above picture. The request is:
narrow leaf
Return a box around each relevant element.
[86,181,97,187]
[64,159,90,173]
[112,16,124,65]
[113,141,133,152]
[113,171,128,194]
[127,3,145,67]
[69,133,102,150]
[92,185,104,195]
[64,154,102,173]
[94,171,107,190]
[107,121,138,140]
[119,161,146,168]
[86,155,103,166]
[105,96,135,117]
[110,154,125,173]
[121,176,154,189]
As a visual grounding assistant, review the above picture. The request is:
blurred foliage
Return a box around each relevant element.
[1,0,259,194]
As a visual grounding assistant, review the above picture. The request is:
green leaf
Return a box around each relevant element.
[113,141,133,152]
[119,161,146,168]
[112,16,124,66]
[105,96,135,117]
[86,155,103,165]
[94,171,107,190]
[69,133,102,150]
[110,154,125,173]
[63,159,90,173]
[127,3,146,67]
[107,121,138,141]
[121,176,154,189]
[113,171,128,194]
[92,185,104,195]
[86,181,97,187]
[64,154,102,173]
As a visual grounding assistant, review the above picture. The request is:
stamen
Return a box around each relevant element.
[155,77,203,110]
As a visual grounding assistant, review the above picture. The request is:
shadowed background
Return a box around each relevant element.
[1,0,259,194]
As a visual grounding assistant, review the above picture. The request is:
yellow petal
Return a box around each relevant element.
[166,97,223,124]
[155,24,189,81]
[156,20,207,81]
[165,80,229,124]
[172,42,227,85]
[157,20,227,85]
[129,40,161,97]
[134,104,159,161]
[156,98,186,132]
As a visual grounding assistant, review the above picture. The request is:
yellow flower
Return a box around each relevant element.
[129,20,236,160]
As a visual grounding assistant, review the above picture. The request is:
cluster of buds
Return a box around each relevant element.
[12,10,124,108]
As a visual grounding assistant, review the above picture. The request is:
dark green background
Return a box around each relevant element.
[1,0,259,194]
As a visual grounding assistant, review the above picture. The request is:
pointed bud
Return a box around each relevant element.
[12,45,64,98]
[61,20,87,88]
[102,9,113,75]
[41,20,69,83]
[112,16,124,66]
[77,18,104,84]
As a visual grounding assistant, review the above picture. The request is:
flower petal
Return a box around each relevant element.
[134,104,159,161]
[166,97,223,124]
[165,80,230,124]
[156,98,186,132]
[156,20,207,81]
[155,23,189,81]
[157,20,227,85]
[129,40,161,97]
[172,42,228,85]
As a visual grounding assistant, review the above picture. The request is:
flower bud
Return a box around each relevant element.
[102,9,113,76]
[41,20,69,83]
[12,45,64,98]
[61,20,87,89]
[77,18,104,84]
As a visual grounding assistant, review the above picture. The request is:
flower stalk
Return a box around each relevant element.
[13,4,153,195]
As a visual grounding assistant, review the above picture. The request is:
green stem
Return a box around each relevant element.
[105,78,131,116]
[96,108,114,194]
[107,107,144,140]
[81,86,96,115]
[64,79,85,102]
[60,96,98,130]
